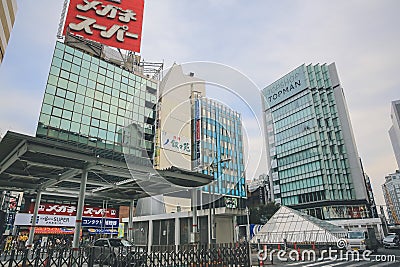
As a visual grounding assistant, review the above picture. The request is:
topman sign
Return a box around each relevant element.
[263,65,308,109]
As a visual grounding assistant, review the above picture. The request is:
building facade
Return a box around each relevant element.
[36,41,158,165]
[382,170,400,225]
[262,63,373,220]
[247,174,270,208]
[0,0,17,64]
[389,100,400,169]
[155,65,246,199]
[197,98,246,198]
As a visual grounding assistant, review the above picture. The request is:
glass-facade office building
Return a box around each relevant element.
[198,98,246,197]
[36,41,158,165]
[262,63,372,220]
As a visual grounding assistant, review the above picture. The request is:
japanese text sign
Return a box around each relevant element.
[82,217,119,228]
[63,0,144,52]
[29,203,118,218]
[161,131,191,155]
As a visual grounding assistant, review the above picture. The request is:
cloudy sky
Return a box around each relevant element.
[0,0,399,206]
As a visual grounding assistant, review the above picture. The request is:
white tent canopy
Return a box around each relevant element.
[252,206,347,244]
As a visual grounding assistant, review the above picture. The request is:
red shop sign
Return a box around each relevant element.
[29,203,118,218]
[63,0,145,52]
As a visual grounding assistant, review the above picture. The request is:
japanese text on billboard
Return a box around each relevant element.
[63,0,144,52]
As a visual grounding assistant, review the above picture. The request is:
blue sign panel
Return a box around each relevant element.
[82,217,119,228]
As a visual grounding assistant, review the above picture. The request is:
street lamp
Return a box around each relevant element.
[206,157,231,243]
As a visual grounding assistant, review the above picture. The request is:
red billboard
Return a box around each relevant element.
[63,0,145,52]
[28,203,118,218]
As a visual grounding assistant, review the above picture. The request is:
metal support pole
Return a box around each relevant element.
[246,207,252,267]
[233,215,238,243]
[208,195,212,245]
[128,199,134,242]
[26,190,42,248]
[148,220,153,253]
[72,169,88,250]
[191,189,198,243]
[211,187,216,242]
[175,217,180,252]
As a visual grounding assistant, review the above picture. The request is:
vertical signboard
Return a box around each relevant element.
[194,99,201,167]
[63,0,145,52]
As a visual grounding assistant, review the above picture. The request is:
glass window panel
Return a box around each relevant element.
[64,45,74,55]
[66,91,75,101]
[75,94,85,104]
[50,66,60,76]
[74,49,83,58]
[54,49,63,58]
[72,112,81,123]
[50,117,61,128]
[80,125,89,136]
[61,61,72,71]
[97,74,105,84]
[81,60,90,69]
[72,57,82,66]
[46,84,56,95]
[39,113,50,124]
[80,68,89,78]
[56,88,66,98]
[41,103,52,114]
[74,103,84,113]
[43,94,54,105]
[87,79,95,89]
[52,57,62,68]
[92,108,100,119]
[89,127,99,136]
[86,89,95,99]
[54,96,65,108]
[48,75,58,86]
[83,106,92,115]
[64,100,74,111]
[67,81,78,92]
[70,122,80,132]
[62,110,72,120]
[99,120,107,130]
[82,115,90,125]
[58,78,68,89]
[78,76,88,86]
[52,107,62,117]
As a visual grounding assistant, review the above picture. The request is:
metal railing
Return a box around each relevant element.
[0,242,250,267]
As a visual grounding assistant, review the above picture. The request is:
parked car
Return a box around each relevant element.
[91,238,145,266]
[383,234,400,249]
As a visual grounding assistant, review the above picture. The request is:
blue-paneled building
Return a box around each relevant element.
[195,98,246,198]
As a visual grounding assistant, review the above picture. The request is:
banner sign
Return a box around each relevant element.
[88,228,118,235]
[29,203,118,218]
[15,213,76,227]
[82,217,119,228]
[33,227,75,235]
[63,0,145,52]
[194,99,201,165]
[161,131,191,155]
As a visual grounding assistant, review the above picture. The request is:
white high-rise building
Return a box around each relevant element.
[382,170,400,225]
[0,0,17,64]
[389,100,400,169]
